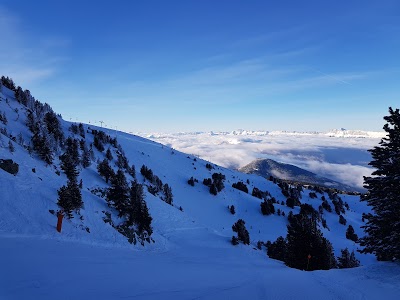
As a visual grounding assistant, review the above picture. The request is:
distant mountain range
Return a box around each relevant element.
[239,158,362,193]
[145,128,385,139]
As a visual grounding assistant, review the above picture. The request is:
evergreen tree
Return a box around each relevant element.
[339,215,347,225]
[38,129,54,165]
[0,111,7,125]
[105,148,113,161]
[267,236,287,261]
[93,135,104,152]
[232,219,250,245]
[78,123,85,138]
[285,213,336,270]
[64,137,80,166]
[337,248,360,269]
[116,150,129,169]
[232,181,248,193]
[360,107,400,261]
[44,111,64,147]
[286,197,295,209]
[107,169,129,216]
[260,199,275,215]
[60,151,79,182]
[127,181,153,236]
[163,183,173,205]
[57,179,83,218]
[346,225,358,242]
[209,183,218,195]
[212,172,225,192]
[81,143,91,168]
[97,159,114,183]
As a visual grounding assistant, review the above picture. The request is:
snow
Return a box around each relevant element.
[1,234,399,300]
[1,84,399,299]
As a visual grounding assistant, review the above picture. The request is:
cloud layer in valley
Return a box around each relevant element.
[141,130,384,190]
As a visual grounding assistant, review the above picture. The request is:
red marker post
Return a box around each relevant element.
[56,211,64,233]
[307,254,311,271]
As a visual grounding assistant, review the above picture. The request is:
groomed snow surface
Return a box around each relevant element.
[1,85,399,299]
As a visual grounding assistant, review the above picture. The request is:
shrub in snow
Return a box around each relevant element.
[188,177,195,186]
[203,178,212,186]
[257,240,264,250]
[231,236,239,245]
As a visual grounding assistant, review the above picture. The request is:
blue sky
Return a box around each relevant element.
[1,0,399,132]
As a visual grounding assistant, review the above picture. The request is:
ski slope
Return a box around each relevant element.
[0,84,399,299]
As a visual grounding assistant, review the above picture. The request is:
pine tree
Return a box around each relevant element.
[107,169,129,216]
[44,111,64,147]
[163,183,173,205]
[209,183,218,195]
[337,248,360,269]
[285,213,336,270]
[346,225,358,242]
[260,199,275,215]
[60,152,79,182]
[64,137,80,167]
[81,143,91,168]
[97,159,114,183]
[360,107,400,261]
[267,236,287,261]
[57,179,83,218]
[232,219,250,245]
[105,148,113,161]
[126,181,153,236]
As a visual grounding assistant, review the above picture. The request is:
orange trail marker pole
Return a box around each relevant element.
[56,211,64,233]
[307,254,311,271]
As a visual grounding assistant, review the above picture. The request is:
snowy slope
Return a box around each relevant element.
[0,83,399,299]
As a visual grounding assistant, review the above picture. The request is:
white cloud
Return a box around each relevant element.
[142,131,381,189]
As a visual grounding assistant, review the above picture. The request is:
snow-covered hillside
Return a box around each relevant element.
[0,82,399,299]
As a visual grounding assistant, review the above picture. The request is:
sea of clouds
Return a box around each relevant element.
[139,129,385,190]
